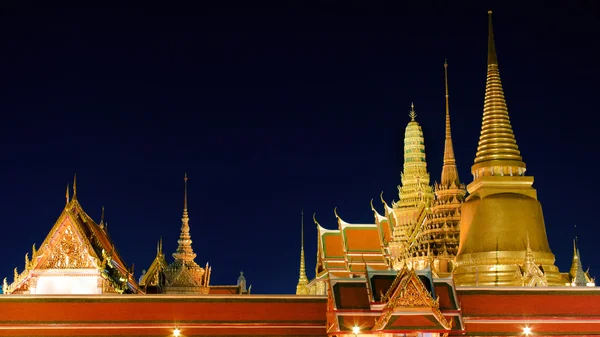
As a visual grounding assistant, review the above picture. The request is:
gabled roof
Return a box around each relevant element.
[5,196,141,294]
[327,267,463,334]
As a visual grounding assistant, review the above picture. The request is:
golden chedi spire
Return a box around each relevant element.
[471,11,525,179]
[163,174,209,294]
[453,11,562,286]
[296,210,309,295]
[419,61,466,274]
[441,60,461,188]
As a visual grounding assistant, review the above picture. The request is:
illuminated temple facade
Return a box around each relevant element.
[2,11,600,337]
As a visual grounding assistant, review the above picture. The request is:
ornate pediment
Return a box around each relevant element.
[39,223,98,269]
[374,267,451,331]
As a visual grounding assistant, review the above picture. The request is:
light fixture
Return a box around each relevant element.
[352,326,360,335]
[173,328,181,337]
[523,326,532,335]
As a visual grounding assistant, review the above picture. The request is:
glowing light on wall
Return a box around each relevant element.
[523,326,532,335]
[35,276,100,294]
[173,328,181,336]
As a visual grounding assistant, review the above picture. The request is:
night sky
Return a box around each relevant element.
[0,2,598,294]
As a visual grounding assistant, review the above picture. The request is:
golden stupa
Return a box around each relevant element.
[453,11,562,286]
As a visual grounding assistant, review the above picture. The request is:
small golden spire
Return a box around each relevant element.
[173,173,197,262]
[66,183,70,205]
[72,174,77,200]
[472,10,525,178]
[409,102,417,121]
[296,209,309,295]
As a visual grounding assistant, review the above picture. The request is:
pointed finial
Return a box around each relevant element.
[301,209,304,249]
[409,102,417,121]
[72,174,77,200]
[159,237,163,254]
[184,173,188,212]
[66,183,70,205]
[487,10,498,66]
[333,206,339,219]
[99,206,105,229]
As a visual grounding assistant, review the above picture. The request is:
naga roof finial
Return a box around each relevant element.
[72,174,77,200]
[99,206,105,229]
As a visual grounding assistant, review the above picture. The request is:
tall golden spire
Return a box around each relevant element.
[172,173,197,262]
[471,10,526,179]
[453,12,561,287]
[296,209,309,295]
[440,60,460,187]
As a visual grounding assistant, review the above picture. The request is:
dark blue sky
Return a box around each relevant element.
[0,2,598,294]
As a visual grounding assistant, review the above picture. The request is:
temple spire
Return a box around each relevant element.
[472,10,525,178]
[66,183,70,205]
[570,238,587,286]
[172,173,197,262]
[440,60,460,187]
[296,209,309,295]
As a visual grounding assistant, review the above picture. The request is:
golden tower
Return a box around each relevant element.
[296,210,309,295]
[422,61,466,274]
[453,12,562,286]
[389,104,434,266]
[163,174,212,293]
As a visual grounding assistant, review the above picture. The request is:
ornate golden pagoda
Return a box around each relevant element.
[162,174,211,294]
[388,104,434,267]
[453,11,562,286]
[295,210,309,295]
[421,61,466,275]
